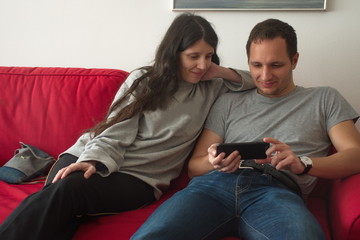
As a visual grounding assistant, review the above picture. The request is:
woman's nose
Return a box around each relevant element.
[197,58,207,70]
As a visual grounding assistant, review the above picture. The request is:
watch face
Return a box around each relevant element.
[301,156,312,165]
[299,156,313,175]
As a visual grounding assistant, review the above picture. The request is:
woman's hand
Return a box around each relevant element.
[201,64,242,83]
[52,161,97,183]
[255,138,304,174]
[200,63,222,81]
[208,144,241,173]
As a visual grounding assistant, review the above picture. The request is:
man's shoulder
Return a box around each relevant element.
[222,88,256,98]
[212,89,255,109]
[299,86,339,95]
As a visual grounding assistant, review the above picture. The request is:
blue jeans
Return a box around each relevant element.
[132,169,325,240]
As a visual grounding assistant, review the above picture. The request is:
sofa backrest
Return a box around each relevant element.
[0,67,128,165]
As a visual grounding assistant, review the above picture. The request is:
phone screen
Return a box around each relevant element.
[216,142,270,160]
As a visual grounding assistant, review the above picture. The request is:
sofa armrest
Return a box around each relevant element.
[330,174,360,240]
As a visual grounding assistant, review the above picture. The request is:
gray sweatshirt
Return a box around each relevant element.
[63,69,254,199]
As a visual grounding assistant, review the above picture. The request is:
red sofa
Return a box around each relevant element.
[0,66,359,240]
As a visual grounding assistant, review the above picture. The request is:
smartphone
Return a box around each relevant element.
[216,142,270,160]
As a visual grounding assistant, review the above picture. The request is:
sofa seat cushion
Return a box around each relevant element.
[0,181,43,223]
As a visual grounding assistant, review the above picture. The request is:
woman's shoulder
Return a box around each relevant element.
[125,68,148,83]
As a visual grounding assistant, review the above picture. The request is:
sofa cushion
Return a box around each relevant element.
[0,67,128,165]
[0,181,44,223]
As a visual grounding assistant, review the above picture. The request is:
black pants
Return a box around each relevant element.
[0,154,156,240]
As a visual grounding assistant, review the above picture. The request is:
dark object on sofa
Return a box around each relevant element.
[0,142,55,184]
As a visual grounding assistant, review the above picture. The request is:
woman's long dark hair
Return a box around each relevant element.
[91,13,219,137]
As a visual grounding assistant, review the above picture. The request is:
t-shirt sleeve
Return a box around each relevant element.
[204,94,230,139]
[324,87,359,131]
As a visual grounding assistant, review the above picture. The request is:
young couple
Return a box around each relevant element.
[1,13,359,240]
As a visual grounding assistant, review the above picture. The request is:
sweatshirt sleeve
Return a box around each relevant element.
[76,113,140,176]
[64,70,145,176]
[223,69,255,92]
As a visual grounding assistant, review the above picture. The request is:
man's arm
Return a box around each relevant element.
[188,128,241,178]
[310,119,360,179]
[257,120,360,178]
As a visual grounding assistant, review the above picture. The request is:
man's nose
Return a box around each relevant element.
[261,67,272,81]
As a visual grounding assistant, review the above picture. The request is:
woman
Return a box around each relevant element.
[0,13,253,239]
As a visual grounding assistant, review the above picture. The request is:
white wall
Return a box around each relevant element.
[0,0,359,129]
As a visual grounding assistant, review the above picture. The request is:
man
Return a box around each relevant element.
[131,19,360,240]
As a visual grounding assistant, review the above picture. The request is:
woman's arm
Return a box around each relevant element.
[201,63,243,83]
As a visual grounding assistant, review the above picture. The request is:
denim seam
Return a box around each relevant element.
[235,170,254,217]
[200,216,237,240]
[240,215,270,240]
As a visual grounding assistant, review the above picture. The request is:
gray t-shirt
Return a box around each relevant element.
[63,69,254,199]
[205,86,359,197]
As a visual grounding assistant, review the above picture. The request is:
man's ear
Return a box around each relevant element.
[292,52,299,69]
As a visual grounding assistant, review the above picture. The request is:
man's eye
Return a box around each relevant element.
[272,63,283,68]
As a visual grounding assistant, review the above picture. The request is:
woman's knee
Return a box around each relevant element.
[48,171,90,194]
[45,154,78,185]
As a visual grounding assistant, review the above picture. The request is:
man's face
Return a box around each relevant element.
[249,37,299,98]
[179,39,214,84]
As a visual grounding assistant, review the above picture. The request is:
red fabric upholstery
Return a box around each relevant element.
[330,175,360,240]
[0,66,359,239]
[0,67,127,162]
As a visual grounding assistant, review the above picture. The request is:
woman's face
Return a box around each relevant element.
[179,39,214,84]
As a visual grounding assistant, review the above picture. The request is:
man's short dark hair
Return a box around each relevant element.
[246,19,297,61]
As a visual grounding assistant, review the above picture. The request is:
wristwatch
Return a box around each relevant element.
[298,156,313,175]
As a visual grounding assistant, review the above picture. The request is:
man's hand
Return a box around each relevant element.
[255,138,305,174]
[52,161,97,183]
[208,144,241,173]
